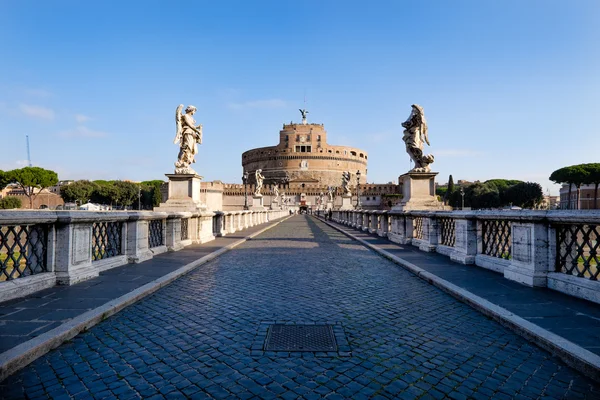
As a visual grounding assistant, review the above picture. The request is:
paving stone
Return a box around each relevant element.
[1,216,599,399]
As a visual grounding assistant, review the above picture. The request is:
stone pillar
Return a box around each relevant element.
[340,195,353,210]
[155,174,207,212]
[378,212,389,237]
[369,212,378,234]
[450,215,477,264]
[165,213,185,251]
[420,214,438,253]
[251,195,266,210]
[54,212,97,285]
[195,211,216,244]
[504,221,549,287]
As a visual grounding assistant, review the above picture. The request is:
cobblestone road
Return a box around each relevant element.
[2,216,599,399]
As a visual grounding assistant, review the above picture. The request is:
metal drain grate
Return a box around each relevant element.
[264,324,337,352]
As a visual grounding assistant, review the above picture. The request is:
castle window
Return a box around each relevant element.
[285,135,289,141]
[307,146,312,152]
[359,153,364,158]
[317,135,321,141]
[328,149,332,153]
[351,151,357,156]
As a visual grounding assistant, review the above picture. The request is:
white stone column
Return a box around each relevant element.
[450,214,477,264]
[504,220,549,287]
[165,213,185,251]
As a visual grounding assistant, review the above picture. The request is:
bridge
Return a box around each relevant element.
[1,211,600,398]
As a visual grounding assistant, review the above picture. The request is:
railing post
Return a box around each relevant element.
[165,213,185,251]
[450,214,477,264]
[126,212,155,264]
[418,213,438,252]
[369,211,378,234]
[378,211,389,237]
[504,215,549,287]
[54,212,97,285]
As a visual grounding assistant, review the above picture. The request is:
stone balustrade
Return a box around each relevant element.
[330,209,600,305]
[0,209,288,302]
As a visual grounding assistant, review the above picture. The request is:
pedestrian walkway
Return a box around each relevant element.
[1,215,600,399]
[321,217,600,361]
[0,219,288,382]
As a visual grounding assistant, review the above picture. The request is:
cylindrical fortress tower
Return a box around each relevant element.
[242,122,367,186]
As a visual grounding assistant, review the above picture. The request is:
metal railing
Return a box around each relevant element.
[555,223,599,280]
[0,224,48,281]
[413,216,424,240]
[439,217,456,247]
[92,221,123,261]
[181,218,189,241]
[481,220,511,259]
[148,220,164,248]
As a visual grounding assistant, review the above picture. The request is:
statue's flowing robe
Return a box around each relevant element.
[178,114,200,165]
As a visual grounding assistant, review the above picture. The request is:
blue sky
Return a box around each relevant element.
[1,1,598,194]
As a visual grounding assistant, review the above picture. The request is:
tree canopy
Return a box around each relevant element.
[448,179,543,210]
[550,163,600,209]
[0,196,22,209]
[5,167,59,209]
[60,179,164,209]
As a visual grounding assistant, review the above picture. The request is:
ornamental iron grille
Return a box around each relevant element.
[148,220,164,248]
[555,224,599,280]
[439,217,456,247]
[92,221,123,261]
[413,217,424,240]
[181,218,189,241]
[481,220,511,259]
[0,224,48,281]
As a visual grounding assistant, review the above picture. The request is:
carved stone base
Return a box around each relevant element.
[392,171,443,211]
[251,195,266,210]
[270,200,280,210]
[340,195,354,210]
[154,173,207,212]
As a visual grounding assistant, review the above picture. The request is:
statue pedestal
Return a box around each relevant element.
[270,199,280,210]
[392,171,442,211]
[251,195,266,210]
[154,174,207,212]
[340,195,354,210]
[326,201,333,210]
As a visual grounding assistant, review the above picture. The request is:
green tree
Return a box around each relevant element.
[0,170,9,190]
[6,167,59,209]
[550,165,591,209]
[447,175,455,195]
[141,180,165,209]
[113,181,139,208]
[60,180,98,204]
[504,182,544,209]
[582,163,600,209]
[91,181,118,206]
[0,196,22,209]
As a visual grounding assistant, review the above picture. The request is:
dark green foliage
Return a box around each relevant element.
[448,179,542,209]
[61,179,165,209]
[6,167,59,209]
[447,175,455,195]
[0,196,22,209]
[60,180,98,204]
[504,182,544,209]
[550,163,600,209]
[0,170,9,190]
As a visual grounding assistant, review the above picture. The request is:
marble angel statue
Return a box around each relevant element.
[174,104,203,174]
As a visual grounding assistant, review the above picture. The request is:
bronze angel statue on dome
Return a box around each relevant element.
[173,104,203,174]
[402,104,434,172]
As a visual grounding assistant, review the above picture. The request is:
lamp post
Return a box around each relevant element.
[460,187,465,210]
[138,185,142,210]
[242,171,249,210]
[356,170,361,209]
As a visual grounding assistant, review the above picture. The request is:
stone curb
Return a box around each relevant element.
[318,217,600,383]
[0,216,293,382]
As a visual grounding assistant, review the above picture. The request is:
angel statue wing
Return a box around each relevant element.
[421,117,430,146]
[173,104,183,144]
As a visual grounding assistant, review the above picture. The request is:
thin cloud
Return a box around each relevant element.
[24,88,53,98]
[75,114,91,123]
[227,99,287,110]
[434,149,485,157]
[19,104,55,120]
[58,126,108,138]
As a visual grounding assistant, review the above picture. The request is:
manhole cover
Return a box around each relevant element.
[264,324,337,352]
